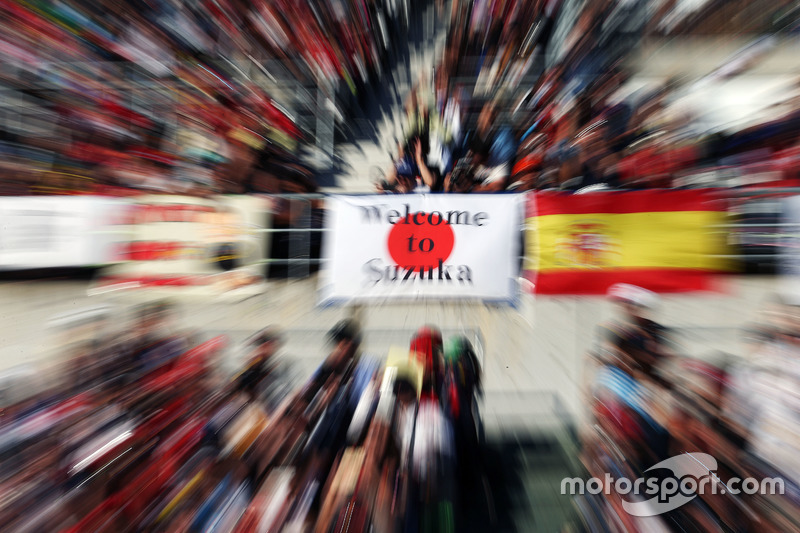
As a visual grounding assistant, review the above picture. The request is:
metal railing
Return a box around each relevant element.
[257,194,326,279]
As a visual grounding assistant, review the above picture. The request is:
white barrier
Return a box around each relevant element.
[0,196,122,270]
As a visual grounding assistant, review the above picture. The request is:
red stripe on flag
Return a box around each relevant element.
[531,190,725,217]
[526,269,728,295]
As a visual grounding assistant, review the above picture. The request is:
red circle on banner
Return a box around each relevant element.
[387,212,455,270]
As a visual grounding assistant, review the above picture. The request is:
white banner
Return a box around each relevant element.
[0,196,121,270]
[320,195,523,304]
[94,195,270,298]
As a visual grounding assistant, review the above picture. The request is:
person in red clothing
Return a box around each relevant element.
[409,326,444,400]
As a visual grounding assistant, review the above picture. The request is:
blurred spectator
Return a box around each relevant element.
[379,139,438,193]
[234,327,284,403]
[450,101,518,192]
[604,283,673,384]
[301,319,363,403]
[725,297,800,486]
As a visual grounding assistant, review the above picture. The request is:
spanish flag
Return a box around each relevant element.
[524,191,731,294]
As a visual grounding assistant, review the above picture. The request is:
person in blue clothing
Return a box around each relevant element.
[299,319,367,410]
[379,139,439,193]
[446,101,517,192]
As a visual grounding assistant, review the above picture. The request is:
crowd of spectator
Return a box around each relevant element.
[4,0,800,197]
[579,284,800,531]
[0,308,485,532]
[0,0,408,196]
[382,0,800,194]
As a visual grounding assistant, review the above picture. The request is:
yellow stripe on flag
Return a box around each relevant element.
[525,211,729,272]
